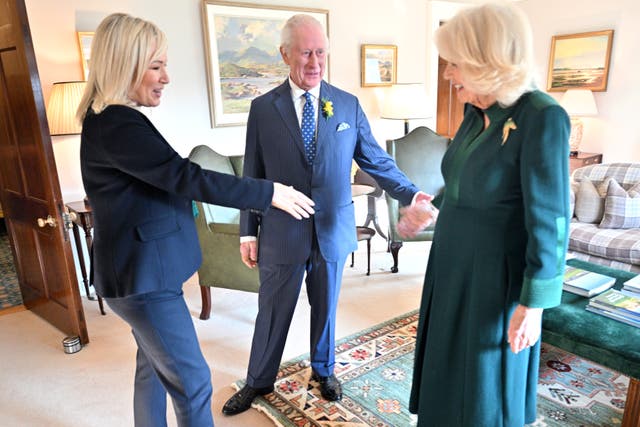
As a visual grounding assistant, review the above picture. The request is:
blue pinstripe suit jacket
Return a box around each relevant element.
[240,80,419,264]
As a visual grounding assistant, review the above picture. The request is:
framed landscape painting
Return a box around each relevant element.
[547,30,614,92]
[76,31,94,81]
[201,1,329,127]
[361,44,397,87]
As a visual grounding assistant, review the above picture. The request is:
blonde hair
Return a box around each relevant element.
[280,14,329,55]
[435,2,536,106]
[76,13,167,121]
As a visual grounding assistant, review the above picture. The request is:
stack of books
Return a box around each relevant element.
[586,289,640,328]
[563,266,616,297]
[622,274,640,297]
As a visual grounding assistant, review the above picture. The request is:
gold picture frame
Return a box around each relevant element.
[76,31,94,81]
[361,44,397,87]
[547,30,614,92]
[201,1,329,127]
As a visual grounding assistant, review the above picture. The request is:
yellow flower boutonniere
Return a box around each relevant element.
[321,98,334,120]
[502,117,517,145]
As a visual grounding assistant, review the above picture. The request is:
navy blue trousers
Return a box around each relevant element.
[246,244,347,388]
[106,289,213,427]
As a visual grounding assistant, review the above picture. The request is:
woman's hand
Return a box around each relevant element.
[396,196,438,238]
[507,304,543,354]
[271,183,315,219]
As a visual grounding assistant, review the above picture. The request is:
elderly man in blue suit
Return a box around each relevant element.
[223,14,433,415]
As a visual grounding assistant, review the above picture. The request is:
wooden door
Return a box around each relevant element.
[435,56,465,139]
[0,0,88,343]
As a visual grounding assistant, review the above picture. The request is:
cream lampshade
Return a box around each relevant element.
[560,89,598,156]
[46,81,86,136]
[381,83,432,135]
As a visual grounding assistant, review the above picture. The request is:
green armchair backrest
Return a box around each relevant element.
[187,145,260,319]
[189,145,241,225]
[385,126,449,272]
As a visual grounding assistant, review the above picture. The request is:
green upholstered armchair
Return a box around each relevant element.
[385,126,449,273]
[188,145,259,320]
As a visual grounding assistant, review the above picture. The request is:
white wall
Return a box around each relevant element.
[25,0,430,202]
[519,0,640,162]
[25,0,640,203]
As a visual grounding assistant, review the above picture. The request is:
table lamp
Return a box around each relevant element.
[46,81,86,136]
[560,89,598,156]
[46,81,89,206]
[381,83,431,135]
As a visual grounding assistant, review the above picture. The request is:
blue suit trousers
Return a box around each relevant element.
[247,239,347,388]
[106,290,213,427]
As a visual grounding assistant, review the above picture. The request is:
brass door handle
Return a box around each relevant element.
[37,215,57,228]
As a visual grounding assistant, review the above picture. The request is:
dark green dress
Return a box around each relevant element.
[409,91,571,427]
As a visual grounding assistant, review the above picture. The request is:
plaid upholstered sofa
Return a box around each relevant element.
[568,163,640,272]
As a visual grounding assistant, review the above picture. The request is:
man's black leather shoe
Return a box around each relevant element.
[222,384,274,415]
[311,372,343,401]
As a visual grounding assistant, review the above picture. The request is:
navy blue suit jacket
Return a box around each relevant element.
[81,105,273,298]
[240,80,419,264]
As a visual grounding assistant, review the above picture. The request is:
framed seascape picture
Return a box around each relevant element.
[547,30,614,92]
[361,44,397,87]
[201,1,329,127]
[76,31,94,81]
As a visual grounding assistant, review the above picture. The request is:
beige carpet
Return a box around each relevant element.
[0,238,429,427]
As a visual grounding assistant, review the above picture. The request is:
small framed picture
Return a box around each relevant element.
[76,31,94,81]
[547,30,614,92]
[361,44,397,87]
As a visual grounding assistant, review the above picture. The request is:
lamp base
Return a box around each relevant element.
[568,117,583,154]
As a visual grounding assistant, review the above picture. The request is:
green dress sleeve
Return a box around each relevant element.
[519,100,571,308]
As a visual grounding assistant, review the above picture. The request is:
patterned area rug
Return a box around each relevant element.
[234,310,629,427]
[0,230,22,309]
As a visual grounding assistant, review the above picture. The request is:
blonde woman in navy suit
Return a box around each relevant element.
[223,14,436,415]
[77,13,314,427]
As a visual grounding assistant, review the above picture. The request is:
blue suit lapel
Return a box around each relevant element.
[272,81,307,161]
[316,81,333,159]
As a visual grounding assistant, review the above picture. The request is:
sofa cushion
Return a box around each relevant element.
[599,180,640,229]
[569,222,640,266]
[569,181,578,218]
[574,178,608,223]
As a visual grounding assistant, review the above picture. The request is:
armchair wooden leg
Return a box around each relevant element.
[390,240,403,273]
[199,285,211,320]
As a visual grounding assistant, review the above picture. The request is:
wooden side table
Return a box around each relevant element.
[66,200,105,315]
[569,152,603,174]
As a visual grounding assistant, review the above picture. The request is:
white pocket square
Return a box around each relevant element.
[336,122,350,132]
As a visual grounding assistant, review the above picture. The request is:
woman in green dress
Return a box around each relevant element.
[399,3,571,426]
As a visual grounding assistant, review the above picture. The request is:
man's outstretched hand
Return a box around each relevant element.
[396,194,438,238]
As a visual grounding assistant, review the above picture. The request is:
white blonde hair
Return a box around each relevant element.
[435,2,536,106]
[76,13,167,121]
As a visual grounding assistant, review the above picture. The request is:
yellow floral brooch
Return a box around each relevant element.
[502,117,517,145]
[321,98,334,120]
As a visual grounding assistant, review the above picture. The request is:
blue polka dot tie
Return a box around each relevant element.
[301,92,316,165]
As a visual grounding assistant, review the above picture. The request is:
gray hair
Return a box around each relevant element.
[435,2,537,106]
[280,14,329,54]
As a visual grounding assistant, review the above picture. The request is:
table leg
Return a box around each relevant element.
[362,195,387,240]
[81,226,98,301]
[71,223,91,298]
